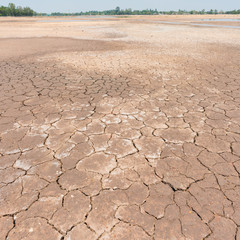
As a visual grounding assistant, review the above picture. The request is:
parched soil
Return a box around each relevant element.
[0,15,240,240]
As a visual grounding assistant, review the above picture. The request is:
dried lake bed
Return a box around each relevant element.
[0,15,240,240]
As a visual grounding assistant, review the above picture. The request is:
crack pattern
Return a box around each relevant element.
[0,22,240,240]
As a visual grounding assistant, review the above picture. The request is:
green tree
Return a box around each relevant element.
[115,6,120,14]
[8,3,16,16]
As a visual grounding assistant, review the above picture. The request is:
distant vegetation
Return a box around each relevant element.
[49,7,240,16]
[0,3,35,16]
[0,4,239,17]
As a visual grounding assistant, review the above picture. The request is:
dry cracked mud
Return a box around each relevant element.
[0,15,240,240]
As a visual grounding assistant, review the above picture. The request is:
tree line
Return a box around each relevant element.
[0,3,36,16]
[47,7,240,16]
[0,4,239,16]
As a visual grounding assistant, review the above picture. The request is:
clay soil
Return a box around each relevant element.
[0,15,240,240]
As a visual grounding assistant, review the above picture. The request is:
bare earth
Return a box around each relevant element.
[0,15,240,240]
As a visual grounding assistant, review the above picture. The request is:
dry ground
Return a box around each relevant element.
[0,15,240,240]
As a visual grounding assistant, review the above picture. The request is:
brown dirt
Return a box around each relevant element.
[0,15,240,240]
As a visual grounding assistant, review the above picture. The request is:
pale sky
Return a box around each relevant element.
[1,0,239,13]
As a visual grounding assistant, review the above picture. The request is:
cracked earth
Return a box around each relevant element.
[0,16,240,240]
